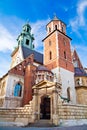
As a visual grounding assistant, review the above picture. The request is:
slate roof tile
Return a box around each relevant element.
[22,46,43,64]
[74,67,87,77]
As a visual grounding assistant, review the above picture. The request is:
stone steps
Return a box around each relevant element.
[27,120,56,127]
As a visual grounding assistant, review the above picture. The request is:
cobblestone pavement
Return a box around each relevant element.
[0,125,87,130]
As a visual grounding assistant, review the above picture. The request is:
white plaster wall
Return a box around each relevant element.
[4,97,22,108]
[52,67,76,104]
[6,74,24,97]
[11,45,24,69]
[4,74,24,107]
[15,45,24,66]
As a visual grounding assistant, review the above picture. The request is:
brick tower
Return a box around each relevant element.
[43,16,76,103]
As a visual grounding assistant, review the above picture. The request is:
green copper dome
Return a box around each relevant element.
[17,22,35,50]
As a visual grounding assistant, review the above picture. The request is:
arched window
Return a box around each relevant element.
[14,83,22,97]
[76,79,80,86]
[49,27,51,33]
[49,51,52,60]
[62,26,65,32]
[64,40,66,46]
[27,27,29,32]
[55,25,57,30]
[49,40,51,46]
[64,51,66,59]
[26,39,29,45]
[67,87,70,101]
[62,26,63,32]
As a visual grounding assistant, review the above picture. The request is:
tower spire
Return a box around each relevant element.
[17,22,34,50]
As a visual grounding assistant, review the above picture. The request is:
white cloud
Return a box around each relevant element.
[70,0,87,31]
[31,19,50,53]
[77,0,87,26]
[0,55,11,77]
[0,15,25,52]
[75,44,87,52]
[69,0,87,68]
[0,24,17,52]
[75,45,87,67]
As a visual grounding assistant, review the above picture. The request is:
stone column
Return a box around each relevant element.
[52,88,59,125]
[32,88,38,121]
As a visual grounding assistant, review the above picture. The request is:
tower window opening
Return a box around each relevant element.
[26,39,29,45]
[64,51,66,59]
[49,51,52,60]
[55,25,57,30]
[27,27,29,32]
[64,40,66,46]
[67,87,70,101]
[49,27,51,33]
[49,40,51,46]
[62,26,65,33]
[62,26,64,32]
[66,63,67,68]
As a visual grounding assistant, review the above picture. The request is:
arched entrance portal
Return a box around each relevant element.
[40,96,50,119]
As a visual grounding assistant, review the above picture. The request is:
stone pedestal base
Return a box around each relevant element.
[52,114,59,125]
[31,114,38,122]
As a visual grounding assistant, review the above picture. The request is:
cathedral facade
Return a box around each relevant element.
[0,16,87,123]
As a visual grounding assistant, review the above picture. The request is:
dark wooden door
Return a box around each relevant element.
[40,96,50,119]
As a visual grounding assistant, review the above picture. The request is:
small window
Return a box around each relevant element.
[64,40,66,46]
[26,39,29,45]
[49,27,51,33]
[55,25,57,30]
[66,63,67,68]
[67,87,70,101]
[27,27,29,32]
[49,40,51,46]
[14,83,22,97]
[49,51,52,60]
[64,51,66,59]
[62,26,65,33]
[62,26,64,32]
[76,79,80,85]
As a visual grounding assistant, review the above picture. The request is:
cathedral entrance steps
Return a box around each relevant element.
[27,120,56,127]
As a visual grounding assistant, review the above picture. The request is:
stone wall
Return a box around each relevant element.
[4,97,22,108]
[0,104,34,126]
[76,87,87,105]
[0,74,8,107]
[58,104,87,126]
[0,103,87,126]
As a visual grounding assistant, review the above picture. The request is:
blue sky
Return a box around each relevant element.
[0,0,87,77]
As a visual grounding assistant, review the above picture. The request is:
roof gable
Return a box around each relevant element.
[72,49,83,69]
